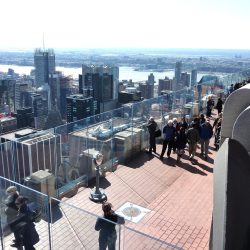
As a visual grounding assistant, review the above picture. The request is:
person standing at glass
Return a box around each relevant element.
[146,116,157,154]
[95,202,125,250]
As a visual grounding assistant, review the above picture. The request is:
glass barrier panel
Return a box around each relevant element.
[121,226,182,250]
[50,197,121,250]
[0,176,51,250]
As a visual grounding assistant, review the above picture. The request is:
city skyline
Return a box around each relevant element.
[1,0,250,50]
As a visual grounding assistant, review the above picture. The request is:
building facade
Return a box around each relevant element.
[34,49,55,87]
[66,94,99,123]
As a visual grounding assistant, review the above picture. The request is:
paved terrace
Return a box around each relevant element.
[61,127,215,249]
[4,121,215,250]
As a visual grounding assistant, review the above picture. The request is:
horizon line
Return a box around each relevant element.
[1,47,250,52]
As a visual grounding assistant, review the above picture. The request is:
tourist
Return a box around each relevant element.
[215,97,223,115]
[180,116,188,131]
[186,122,200,160]
[5,186,20,247]
[160,119,175,160]
[175,127,187,162]
[199,113,206,125]
[172,117,180,153]
[199,119,213,160]
[11,196,40,250]
[95,202,125,250]
[146,116,158,154]
[206,96,214,117]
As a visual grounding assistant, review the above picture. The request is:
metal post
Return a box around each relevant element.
[89,153,107,202]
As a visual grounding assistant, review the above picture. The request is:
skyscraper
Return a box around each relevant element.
[29,93,48,129]
[148,73,155,85]
[175,61,182,84]
[34,49,55,87]
[66,94,98,122]
[191,69,198,86]
[0,79,15,112]
[80,64,119,112]
[180,72,191,88]
[158,77,172,95]
[14,82,29,111]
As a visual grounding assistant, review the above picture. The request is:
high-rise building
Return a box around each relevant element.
[139,81,154,99]
[118,89,142,104]
[191,69,198,86]
[12,107,34,129]
[49,73,61,111]
[66,94,99,123]
[34,48,55,87]
[59,75,74,119]
[0,129,61,183]
[14,82,29,111]
[30,93,48,129]
[0,79,15,112]
[158,77,172,95]
[148,73,155,85]
[175,61,182,84]
[80,64,119,112]
[180,72,191,88]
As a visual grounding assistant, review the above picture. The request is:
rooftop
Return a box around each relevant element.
[2,129,214,249]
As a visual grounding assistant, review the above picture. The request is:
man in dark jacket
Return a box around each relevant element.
[215,97,223,115]
[186,122,200,160]
[146,117,157,154]
[160,119,175,160]
[200,119,213,160]
[11,196,39,249]
[95,202,125,250]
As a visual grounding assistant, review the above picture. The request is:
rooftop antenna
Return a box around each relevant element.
[43,32,45,51]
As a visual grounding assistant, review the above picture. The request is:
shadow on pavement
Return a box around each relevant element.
[176,161,207,176]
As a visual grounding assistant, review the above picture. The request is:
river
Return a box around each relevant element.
[0,64,224,83]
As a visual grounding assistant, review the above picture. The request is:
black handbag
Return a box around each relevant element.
[155,129,162,137]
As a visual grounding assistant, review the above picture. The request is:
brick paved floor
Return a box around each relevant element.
[60,137,215,249]
[2,126,215,250]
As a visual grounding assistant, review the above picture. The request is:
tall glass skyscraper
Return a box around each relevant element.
[175,61,182,84]
[34,49,55,87]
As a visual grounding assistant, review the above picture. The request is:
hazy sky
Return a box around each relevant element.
[1,0,250,50]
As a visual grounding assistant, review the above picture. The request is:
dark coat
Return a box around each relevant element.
[215,99,223,112]
[12,204,39,246]
[162,125,175,141]
[95,212,125,239]
[175,131,187,150]
[5,193,19,224]
[200,123,213,140]
[147,120,157,136]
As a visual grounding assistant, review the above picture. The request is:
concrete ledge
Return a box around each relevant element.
[221,83,250,142]
[213,138,250,250]
[232,105,250,154]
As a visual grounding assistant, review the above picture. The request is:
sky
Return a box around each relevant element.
[1,0,250,50]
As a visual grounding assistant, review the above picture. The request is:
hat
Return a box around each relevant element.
[149,116,154,121]
[6,186,17,193]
